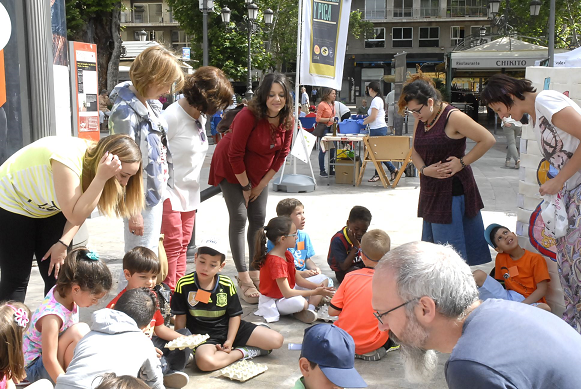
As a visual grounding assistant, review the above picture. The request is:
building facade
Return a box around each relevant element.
[120,0,190,51]
[344,0,490,103]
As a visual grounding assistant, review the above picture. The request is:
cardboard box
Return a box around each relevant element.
[335,160,360,184]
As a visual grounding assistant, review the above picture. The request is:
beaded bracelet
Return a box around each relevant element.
[460,157,466,169]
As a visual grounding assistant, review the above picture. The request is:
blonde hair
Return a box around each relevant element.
[130,46,184,98]
[83,134,144,218]
[361,229,391,262]
[0,302,30,383]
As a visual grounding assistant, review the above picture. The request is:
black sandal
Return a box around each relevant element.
[391,170,399,181]
[368,175,380,182]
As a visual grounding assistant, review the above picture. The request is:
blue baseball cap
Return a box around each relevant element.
[301,324,367,388]
[484,223,505,248]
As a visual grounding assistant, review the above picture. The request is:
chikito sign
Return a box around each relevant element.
[451,57,540,69]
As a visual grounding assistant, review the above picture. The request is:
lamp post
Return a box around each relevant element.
[199,0,214,66]
[221,2,273,100]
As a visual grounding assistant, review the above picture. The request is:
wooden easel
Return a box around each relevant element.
[356,136,413,189]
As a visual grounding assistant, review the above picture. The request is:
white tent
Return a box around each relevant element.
[554,46,581,68]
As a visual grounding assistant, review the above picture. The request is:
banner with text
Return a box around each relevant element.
[299,0,351,90]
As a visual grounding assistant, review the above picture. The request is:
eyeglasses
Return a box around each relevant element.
[195,120,206,142]
[405,104,425,115]
[284,233,298,238]
[373,298,419,325]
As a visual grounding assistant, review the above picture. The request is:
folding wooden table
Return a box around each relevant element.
[356,135,413,189]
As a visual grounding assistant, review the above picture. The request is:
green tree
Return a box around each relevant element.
[167,0,274,81]
[498,0,581,48]
[65,1,123,91]
[349,9,374,39]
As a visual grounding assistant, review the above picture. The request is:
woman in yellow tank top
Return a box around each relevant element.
[0,134,143,302]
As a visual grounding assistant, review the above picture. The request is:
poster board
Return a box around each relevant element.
[69,41,99,141]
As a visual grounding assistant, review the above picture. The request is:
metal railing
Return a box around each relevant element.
[420,7,440,17]
[121,11,178,24]
[393,7,413,18]
[364,10,386,20]
[447,6,488,17]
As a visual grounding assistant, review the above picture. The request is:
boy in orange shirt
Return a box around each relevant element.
[328,229,399,361]
[473,224,551,311]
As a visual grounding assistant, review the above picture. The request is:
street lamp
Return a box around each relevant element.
[488,0,500,16]
[199,0,214,66]
[221,2,273,100]
[529,0,541,16]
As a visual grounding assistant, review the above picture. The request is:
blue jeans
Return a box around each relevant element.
[318,138,335,173]
[369,127,396,174]
[421,195,491,266]
[25,356,54,384]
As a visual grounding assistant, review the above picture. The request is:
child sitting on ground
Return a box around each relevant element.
[293,324,367,389]
[328,206,372,283]
[0,302,52,389]
[56,288,164,389]
[106,247,191,389]
[328,229,399,361]
[23,248,112,384]
[172,237,283,372]
[267,198,328,284]
[474,223,551,311]
[254,217,334,324]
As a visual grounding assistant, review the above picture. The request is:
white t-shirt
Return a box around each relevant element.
[533,90,581,190]
[368,96,387,129]
[161,100,209,212]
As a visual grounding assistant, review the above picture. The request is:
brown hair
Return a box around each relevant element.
[122,247,160,275]
[276,198,303,217]
[481,74,536,109]
[361,229,391,262]
[0,302,30,383]
[95,373,150,389]
[397,72,442,115]
[83,134,144,219]
[182,67,233,116]
[252,216,294,270]
[130,46,184,98]
[320,88,335,103]
[56,248,113,298]
[248,73,294,132]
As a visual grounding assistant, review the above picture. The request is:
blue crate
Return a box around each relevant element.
[339,119,364,134]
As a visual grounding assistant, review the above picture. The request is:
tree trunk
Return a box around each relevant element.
[70,9,121,93]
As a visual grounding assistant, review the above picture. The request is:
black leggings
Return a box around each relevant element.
[219,180,268,273]
[0,207,67,302]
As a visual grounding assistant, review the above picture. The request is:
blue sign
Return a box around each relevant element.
[182,47,191,60]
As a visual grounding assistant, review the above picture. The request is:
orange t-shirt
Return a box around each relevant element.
[316,101,335,127]
[330,267,389,354]
[494,250,550,303]
[259,251,296,300]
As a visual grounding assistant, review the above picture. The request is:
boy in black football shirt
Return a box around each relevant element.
[172,237,284,371]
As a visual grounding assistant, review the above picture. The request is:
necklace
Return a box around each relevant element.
[424,103,444,131]
[267,111,280,118]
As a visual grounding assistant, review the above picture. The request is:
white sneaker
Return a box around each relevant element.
[293,309,317,324]
[236,346,271,360]
[163,371,189,389]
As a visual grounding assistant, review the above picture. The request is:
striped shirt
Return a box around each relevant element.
[171,273,242,339]
[0,137,90,218]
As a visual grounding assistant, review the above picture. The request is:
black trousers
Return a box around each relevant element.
[152,328,192,374]
[0,207,67,302]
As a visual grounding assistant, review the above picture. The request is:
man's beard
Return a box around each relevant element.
[389,313,438,384]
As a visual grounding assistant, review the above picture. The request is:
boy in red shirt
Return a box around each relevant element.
[328,229,399,361]
[107,247,191,388]
[473,224,551,311]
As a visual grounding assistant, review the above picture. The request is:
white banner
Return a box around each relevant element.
[290,127,317,163]
[299,0,351,90]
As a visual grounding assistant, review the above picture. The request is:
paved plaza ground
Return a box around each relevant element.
[22,122,519,389]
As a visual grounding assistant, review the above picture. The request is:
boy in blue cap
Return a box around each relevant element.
[294,324,367,389]
[473,223,551,310]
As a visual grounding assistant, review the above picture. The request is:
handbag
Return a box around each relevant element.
[313,122,328,137]
[541,191,567,239]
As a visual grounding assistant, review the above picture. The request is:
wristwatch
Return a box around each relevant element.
[241,182,252,191]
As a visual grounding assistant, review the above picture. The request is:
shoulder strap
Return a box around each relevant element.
[444,108,460,128]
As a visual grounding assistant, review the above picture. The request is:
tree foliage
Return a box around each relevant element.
[167,0,276,81]
[501,0,581,48]
[349,9,374,40]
